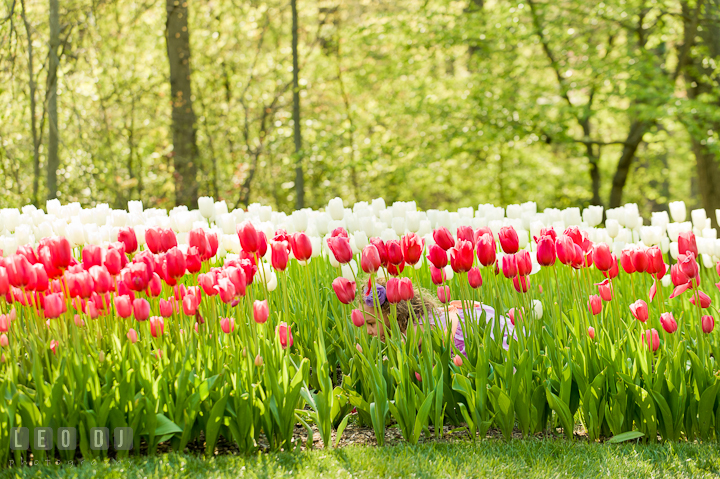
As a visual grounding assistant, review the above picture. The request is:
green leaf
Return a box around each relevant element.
[608,431,645,443]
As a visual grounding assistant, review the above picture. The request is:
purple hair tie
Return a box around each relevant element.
[363,285,386,308]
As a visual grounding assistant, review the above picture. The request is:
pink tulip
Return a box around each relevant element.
[512,275,529,293]
[182,294,198,316]
[386,277,402,304]
[220,317,235,334]
[44,292,66,319]
[702,315,714,334]
[555,235,575,265]
[588,327,596,340]
[361,245,382,273]
[159,298,174,318]
[276,322,293,349]
[476,234,497,266]
[642,328,660,352]
[501,254,517,278]
[679,252,699,280]
[588,295,602,315]
[690,290,712,309]
[660,312,678,333]
[291,232,313,261]
[0,333,8,348]
[332,277,357,304]
[0,314,8,333]
[255,354,264,367]
[74,314,85,327]
[50,339,58,355]
[401,233,424,265]
[114,295,133,318]
[593,243,612,272]
[629,300,649,322]
[253,299,269,324]
[127,328,138,343]
[215,277,236,304]
[595,279,613,302]
[133,298,150,321]
[271,241,290,271]
[449,240,474,273]
[399,277,414,301]
[678,231,698,257]
[430,265,445,285]
[415,372,422,382]
[536,235,556,266]
[149,316,165,338]
[118,227,138,254]
[453,355,463,367]
[437,285,450,304]
[351,309,365,327]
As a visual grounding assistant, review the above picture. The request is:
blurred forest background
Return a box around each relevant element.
[1,0,719,221]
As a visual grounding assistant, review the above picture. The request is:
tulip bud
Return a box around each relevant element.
[0,333,8,348]
[351,309,365,327]
[437,285,450,303]
[642,328,660,352]
[588,295,602,315]
[276,322,293,349]
[468,267,482,289]
[355,343,362,354]
[415,372,422,382]
[253,299,269,324]
[254,354,264,367]
[588,327,596,340]
[453,355,463,367]
[512,275,529,293]
[702,315,715,334]
[660,312,678,333]
[220,317,235,334]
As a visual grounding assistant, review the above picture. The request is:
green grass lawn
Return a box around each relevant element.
[4,439,720,479]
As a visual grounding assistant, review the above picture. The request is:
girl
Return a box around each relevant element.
[358,278,514,355]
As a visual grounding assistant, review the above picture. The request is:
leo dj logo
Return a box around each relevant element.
[9,427,133,451]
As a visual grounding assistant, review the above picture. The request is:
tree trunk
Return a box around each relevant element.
[292,0,304,210]
[166,0,199,208]
[580,117,602,206]
[608,120,652,208]
[46,0,60,201]
[21,0,41,206]
[685,1,720,228]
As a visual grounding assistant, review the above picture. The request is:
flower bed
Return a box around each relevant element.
[0,197,719,465]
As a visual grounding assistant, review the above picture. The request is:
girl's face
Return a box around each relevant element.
[361,303,388,341]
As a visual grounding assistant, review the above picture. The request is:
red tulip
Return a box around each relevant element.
[370,238,388,265]
[225,266,247,297]
[629,299,649,322]
[515,250,532,276]
[399,277,414,300]
[536,235,556,266]
[276,322,293,349]
[328,236,353,264]
[351,309,365,327]
[588,295,602,315]
[159,298,174,318]
[253,299,269,324]
[50,339,58,355]
[271,241,290,271]
[401,233,423,265]
[44,292,66,319]
[206,232,219,259]
[188,228,208,257]
[437,285,451,303]
[291,232,313,261]
[386,277,401,304]
[670,263,689,287]
[48,237,72,270]
[118,227,138,254]
[564,226,583,246]
[430,265,445,285]
[0,314,8,332]
[127,328,138,343]
[385,240,402,266]
[678,231,698,257]
[332,277,357,304]
[0,267,8,296]
[237,221,259,253]
[593,243,612,272]
[145,227,161,254]
[215,277,236,303]
[660,312,678,333]
[428,244,448,269]
[701,315,714,334]
[387,260,405,276]
[331,227,348,238]
[571,244,584,269]
[690,290,711,309]
[595,279,613,302]
[185,247,202,274]
[474,227,493,245]
[449,240,474,273]
[149,316,165,337]
[640,328,660,352]
[104,248,122,276]
[256,232,268,258]
[15,245,37,266]
[133,298,150,321]
[588,327,596,340]
[457,226,475,245]
[513,275,529,293]
[498,226,519,254]
[629,248,647,274]
[620,250,635,274]
[361,245,382,273]
[501,254,517,278]
[31,264,49,292]
[166,247,186,278]
[220,317,235,334]
[555,235,575,265]
[468,267,482,289]
[433,227,455,251]
[68,271,94,299]
[123,262,151,291]
[476,233,497,266]
[605,254,619,279]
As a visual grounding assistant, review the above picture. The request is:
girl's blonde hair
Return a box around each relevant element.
[357,276,439,332]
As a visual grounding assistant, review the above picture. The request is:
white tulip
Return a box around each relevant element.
[392,217,405,236]
[669,201,686,222]
[661,274,672,288]
[563,207,582,226]
[372,198,386,216]
[66,222,85,247]
[605,219,620,238]
[315,213,330,236]
[380,228,398,242]
[703,228,717,240]
[46,198,61,216]
[691,208,707,229]
[660,237,670,254]
[328,197,345,221]
[715,239,720,257]
[353,230,369,250]
[310,236,322,258]
[640,226,661,246]
[518,229,529,249]
[214,201,229,218]
[669,241,679,260]
[345,212,359,233]
[437,210,451,229]
[341,260,358,280]
[35,221,53,240]
[406,211,420,232]
[128,200,144,215]
[391,202,407,219]
[258,206,272,222]
[532,300,543,320]
[2,237,17,256]
[697,237,711,255]
[417,220,432,237]
[291,210,307,231]
[506,204,522,219]
[530,221,543,242]
[267,272,278,291]
[443,265,454,281]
